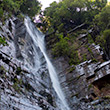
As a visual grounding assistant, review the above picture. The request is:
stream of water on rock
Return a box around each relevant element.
[24,17,70,110]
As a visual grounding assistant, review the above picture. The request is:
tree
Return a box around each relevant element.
[94,5,110,31]
[42,0,107,34]
[20,0,41,17]
[94,5,110,59]
[0,0,41,21]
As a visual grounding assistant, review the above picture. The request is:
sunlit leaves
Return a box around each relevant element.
[94,5,110,31]
[0,36,7,46]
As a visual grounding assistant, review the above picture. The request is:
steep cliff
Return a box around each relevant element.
[0,17,59,110]
[1,16,110,110]
[46,28,110,109]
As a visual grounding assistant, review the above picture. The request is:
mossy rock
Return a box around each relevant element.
[16,67,22,75]
[68,66,76,73]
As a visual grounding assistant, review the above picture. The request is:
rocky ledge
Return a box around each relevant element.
[58,47,110,109]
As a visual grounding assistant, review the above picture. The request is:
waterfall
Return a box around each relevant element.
[24,17,70,110]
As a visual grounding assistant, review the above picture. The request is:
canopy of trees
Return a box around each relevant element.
[20,0,41,17]
[94,5,110,31]
[94,5,110,58]
[0,0,41,20]
[40,0,107,33]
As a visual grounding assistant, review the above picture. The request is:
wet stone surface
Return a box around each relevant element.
[0,18,58,110]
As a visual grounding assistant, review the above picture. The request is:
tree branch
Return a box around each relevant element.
[67,23,86,34]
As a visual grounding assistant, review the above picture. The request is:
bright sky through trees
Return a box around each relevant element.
[39,0,110,10]
[38,0,59,10]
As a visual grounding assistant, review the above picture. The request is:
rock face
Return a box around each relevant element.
[50,52,110,110]
[1,17,110,110]
[58,60,110,109]
[46,29,110,109]
[105,36,110,60]
[0,18,58,110]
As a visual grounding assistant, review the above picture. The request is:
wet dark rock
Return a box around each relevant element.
[105,36,110,59]
[39,90,54,106]
[15,67,22,75]
[38,97,50,110]
[80,97,92,103]
[8,20,12,32]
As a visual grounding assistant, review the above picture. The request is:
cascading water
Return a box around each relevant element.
[24,17,70,110]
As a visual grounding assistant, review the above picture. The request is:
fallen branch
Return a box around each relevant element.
[67,23,86,34]
[45,30,56,37]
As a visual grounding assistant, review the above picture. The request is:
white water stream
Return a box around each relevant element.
[24,17,70,110]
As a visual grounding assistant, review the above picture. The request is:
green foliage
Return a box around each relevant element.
[68,51,79,65]
[2,0,20,12]
[88,47,95,58]
[0,0,24,20]
[96,29,110,48]
[20,0,41,17]
[0,36,7,46]
[0,8,3,18]
[68,66,76,73]
[0,66,6,72]
[103,94,110,100]
[16,67,22,75]
[13,77,23,93]
[95,29,110,59]
[87,34,94,44]
[88,84,93,90]
[91,57,98,63]
[17,13,25,20]
[94,5,110,31]
[103,29,110,39]
[96,35,104,48]
[88,47,93,54]
[13,82,21,93]
[52,33,79,65]
[0,0,41,21]
[52,33,69,57]
[83,54,87,61]
[39,0,108,66]
[42,0,107,33]
[68,43,80,65]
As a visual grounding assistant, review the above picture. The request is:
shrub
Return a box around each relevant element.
[96,29,110,48]
[68,50,79,65]
[0,36,7,46]
[52,33,69,57]
[52,33,80,65]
